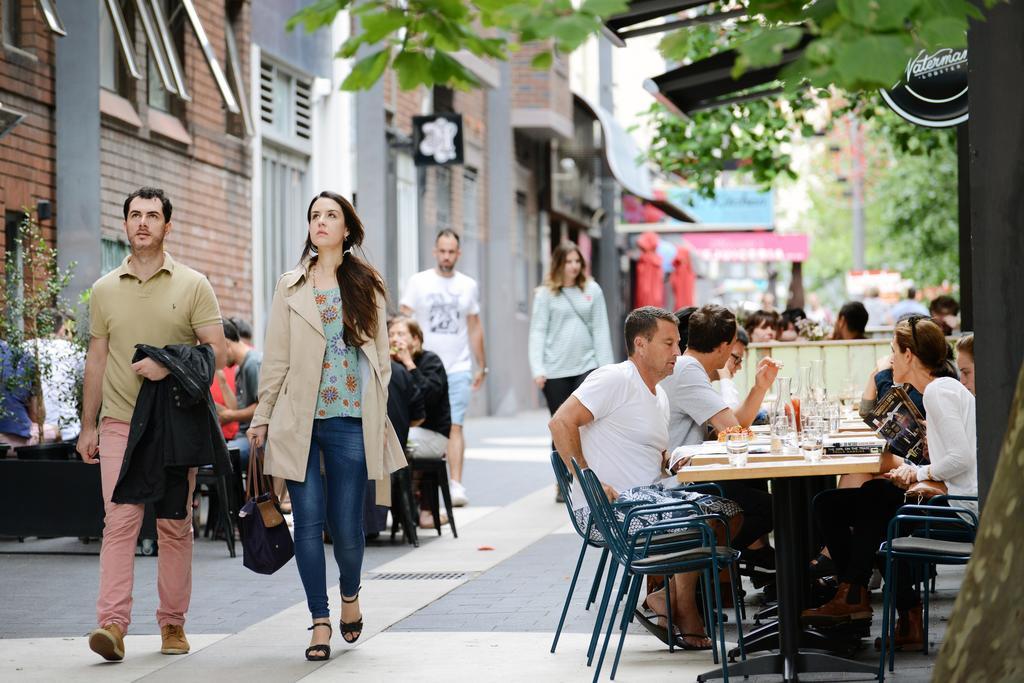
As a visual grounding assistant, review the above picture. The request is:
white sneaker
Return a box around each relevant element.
[449,480,469,507]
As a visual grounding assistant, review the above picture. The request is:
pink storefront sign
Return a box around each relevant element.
[682,232,809,263]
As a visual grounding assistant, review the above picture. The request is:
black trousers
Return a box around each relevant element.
[541,370,594,417]
[718,479,773,549]
[542,371,594,453]
[815,479,919,609]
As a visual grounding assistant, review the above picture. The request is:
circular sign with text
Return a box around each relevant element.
[880,47,968,128]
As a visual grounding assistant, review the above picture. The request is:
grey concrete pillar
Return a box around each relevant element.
[598,37,625,358]
[485,61,515,415]
[55,0,102,301]
[354,75,389,289]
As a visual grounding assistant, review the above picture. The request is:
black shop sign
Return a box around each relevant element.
[880,47,968,128]
[413,114,464,166]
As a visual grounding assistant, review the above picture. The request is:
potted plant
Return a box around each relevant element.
[0,209,83,460]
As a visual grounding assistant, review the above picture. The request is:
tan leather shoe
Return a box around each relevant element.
[875,604,925,652]
[801,582,872,626]
[89,623,125,661]
[160,623,190,655]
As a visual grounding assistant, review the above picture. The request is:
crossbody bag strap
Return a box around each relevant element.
[560,287,594,345]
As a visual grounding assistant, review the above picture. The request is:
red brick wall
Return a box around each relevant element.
[99,0,252,320]
[511,42,571,121]
[0,0,57,250]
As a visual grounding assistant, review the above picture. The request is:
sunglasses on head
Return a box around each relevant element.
[906,315,928,348]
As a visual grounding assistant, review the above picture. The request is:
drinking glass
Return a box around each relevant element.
[726,433,749,467]
[770,415,789,455]
[800,416,825,463]
[809,359,826,403]
[827,402,842,433]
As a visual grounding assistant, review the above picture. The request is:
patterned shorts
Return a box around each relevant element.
[573,484,741,544]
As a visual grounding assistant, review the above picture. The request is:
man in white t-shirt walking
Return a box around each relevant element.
[549,306,719,649]
[400,229,487,506]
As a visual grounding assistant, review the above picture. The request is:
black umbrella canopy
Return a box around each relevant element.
[603,0,743,45]
[643,31,812,117]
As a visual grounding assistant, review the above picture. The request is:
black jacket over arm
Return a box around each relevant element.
[112,343,230,518]
[411,350,451,438]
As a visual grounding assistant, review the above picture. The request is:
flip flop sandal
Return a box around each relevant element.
[676,633,714,651]
[633,608,674,646]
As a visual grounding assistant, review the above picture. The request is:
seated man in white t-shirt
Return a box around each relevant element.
[662,304,780,568]
[549,306,740,650]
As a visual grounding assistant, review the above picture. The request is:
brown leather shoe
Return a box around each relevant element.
[801,582,872,626]
[875,605,924,651]
[89,623,125,661]
[160,623,190,655]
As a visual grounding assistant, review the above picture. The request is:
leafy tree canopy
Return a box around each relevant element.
[290,0,997,93]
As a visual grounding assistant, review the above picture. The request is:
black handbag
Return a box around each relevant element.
[239,445,294,575]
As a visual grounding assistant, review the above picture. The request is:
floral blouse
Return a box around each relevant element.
[313,286,361,419]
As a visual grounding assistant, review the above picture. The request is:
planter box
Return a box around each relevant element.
[14,442,77,461]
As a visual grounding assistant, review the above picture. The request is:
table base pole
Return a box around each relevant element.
[697,651,878,682]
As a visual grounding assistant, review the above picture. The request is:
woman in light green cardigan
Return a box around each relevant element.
[528,242,615,421]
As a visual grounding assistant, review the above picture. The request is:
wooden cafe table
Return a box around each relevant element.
[678,446,882,683]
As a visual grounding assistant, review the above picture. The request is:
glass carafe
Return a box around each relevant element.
[794,366,811,432]
[809,359,827,405]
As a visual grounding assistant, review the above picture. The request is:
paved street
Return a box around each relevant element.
[0,410,953,681]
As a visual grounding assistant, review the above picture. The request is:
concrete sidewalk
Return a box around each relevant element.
[0,410,949,682]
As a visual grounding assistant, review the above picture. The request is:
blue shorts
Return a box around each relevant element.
[447,370,473,426]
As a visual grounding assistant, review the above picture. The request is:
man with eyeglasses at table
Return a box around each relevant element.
[715,326,750,411]
[663,305,780,572]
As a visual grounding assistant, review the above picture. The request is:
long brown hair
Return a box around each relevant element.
[545,242,588,293]
[301,191,386,346]
[894,316,950,376]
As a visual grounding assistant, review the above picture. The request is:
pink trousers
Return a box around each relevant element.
[96,418,196,632]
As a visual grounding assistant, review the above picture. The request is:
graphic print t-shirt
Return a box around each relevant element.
[400,269,480,373]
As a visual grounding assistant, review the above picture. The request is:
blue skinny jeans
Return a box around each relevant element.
[287,416,367,618]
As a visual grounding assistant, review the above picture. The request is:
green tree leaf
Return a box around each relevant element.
[917,17,968,49]
[833,34,914,87]
[531,51,553,70]
[393,50,433,90]
[580,0,629,17]
[733,26,804,77]
[341,48,391,91]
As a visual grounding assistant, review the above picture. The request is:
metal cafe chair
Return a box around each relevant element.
[876,504,977,681]
[549,452,726,661]
[574,460,745,682]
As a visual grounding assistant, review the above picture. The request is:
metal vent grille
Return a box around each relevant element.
[367,571,467,581]
[259,61,274,127]
[295,79,312,140]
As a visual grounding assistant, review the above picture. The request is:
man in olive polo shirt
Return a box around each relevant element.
[77,187,226,662]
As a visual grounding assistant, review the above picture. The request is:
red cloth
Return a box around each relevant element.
[634,231,664,308]
[210,366,239,440]
[671,244,696,309]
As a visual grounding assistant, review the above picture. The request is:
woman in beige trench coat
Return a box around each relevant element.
[248,191,405,662]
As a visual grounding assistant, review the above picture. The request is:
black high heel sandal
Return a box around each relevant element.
[305,622,332,661]
[340,590,364,644]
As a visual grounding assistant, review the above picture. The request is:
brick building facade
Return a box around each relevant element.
[1,0,56,254]
[2,0,254,321]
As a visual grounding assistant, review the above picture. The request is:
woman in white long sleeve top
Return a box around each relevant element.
[802,316,976,650]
